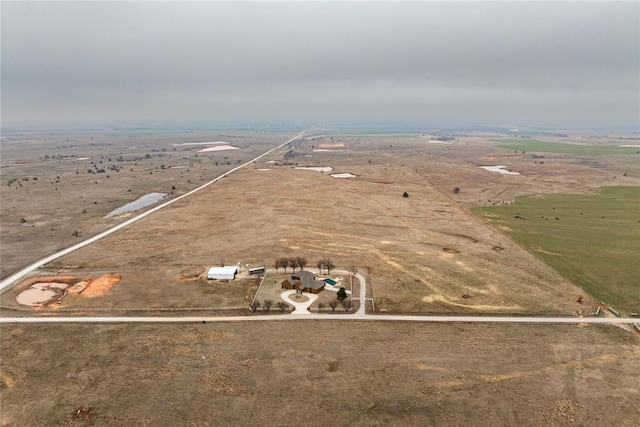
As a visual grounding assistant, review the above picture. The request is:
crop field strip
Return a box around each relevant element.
[491,138,640,155]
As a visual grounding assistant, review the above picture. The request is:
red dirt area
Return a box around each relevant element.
[80,274,122,298]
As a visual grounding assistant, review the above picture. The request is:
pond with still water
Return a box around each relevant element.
[105,193,168,218]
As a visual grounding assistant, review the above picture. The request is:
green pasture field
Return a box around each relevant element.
[491,138,640,155]
[474,187,640,314]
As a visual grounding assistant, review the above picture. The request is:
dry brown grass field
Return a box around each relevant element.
[0,131,293,278]
[2,130,638,315]
[1,321,638,426]
[2,129,639,426]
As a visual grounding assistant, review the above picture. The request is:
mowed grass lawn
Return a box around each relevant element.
[490,138,640,155]
[474,187,640,314]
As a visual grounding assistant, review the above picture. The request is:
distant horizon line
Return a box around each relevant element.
[1,120,638,134]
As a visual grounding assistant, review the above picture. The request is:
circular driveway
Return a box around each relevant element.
[280,290,318,315]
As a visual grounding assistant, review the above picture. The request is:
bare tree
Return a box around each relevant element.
[453,187,460,194]
[276,301,288,313]
[249,300,261,313]
[329,300,338,312]
[296,257,307,271]
[279,258,288,273]
[288,257,299,273]
[318,302,326,311]
[263,299,274,312]
[324,259,335,274]
[342,299,353,312]
[274,259,280,273]
[316,260,324,274]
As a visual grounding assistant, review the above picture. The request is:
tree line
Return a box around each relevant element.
[274,257,335,274]
[249,298,353,313]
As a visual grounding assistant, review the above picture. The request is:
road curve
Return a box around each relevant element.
[0,131,306,292]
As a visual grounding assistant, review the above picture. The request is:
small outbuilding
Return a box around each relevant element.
[207,266,239,280]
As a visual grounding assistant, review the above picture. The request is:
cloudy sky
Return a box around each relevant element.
[2,1,638,129]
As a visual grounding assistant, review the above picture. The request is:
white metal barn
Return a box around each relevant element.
[207,266,239,280]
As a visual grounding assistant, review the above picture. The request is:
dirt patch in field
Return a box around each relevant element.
[492,246,505,251]
[442,247,460,254]
[14,276,81,307]
[79,274,122,298]
[180,267,205,280]
[12,274,120,307]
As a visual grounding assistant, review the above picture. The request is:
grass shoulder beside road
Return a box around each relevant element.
[474,186,640,314]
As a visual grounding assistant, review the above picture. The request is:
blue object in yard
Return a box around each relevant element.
[323,278,338,286]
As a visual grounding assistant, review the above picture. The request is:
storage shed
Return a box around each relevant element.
[207,266,239,280]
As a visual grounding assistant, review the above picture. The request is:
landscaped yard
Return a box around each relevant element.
[255,271,354,312]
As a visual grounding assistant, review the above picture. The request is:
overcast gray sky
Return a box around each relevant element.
[2,1,638,129]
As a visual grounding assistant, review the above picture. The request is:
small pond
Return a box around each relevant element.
[105,193,168,218]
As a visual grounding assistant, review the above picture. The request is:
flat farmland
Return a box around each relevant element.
[0,131,296,278]
[44,164,585,314]
[3,131,639,315]
[1,322,638,426]
[492,138,640,155]
[474,187,640,314]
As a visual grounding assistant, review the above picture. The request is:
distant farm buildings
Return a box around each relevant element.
[282,270,325,294]
[207,266,239,280]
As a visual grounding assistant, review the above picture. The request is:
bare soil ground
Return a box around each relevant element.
[1,322,638,426]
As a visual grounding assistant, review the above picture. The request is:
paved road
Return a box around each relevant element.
[1,314,637,324]
[354,272,366,315]
[2,267,637,325]
[0,131,307,292]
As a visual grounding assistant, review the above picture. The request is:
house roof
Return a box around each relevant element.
[282,278,298,287]
[307,280,325,290]
[208,266,239,276]
[291,270,325,291]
